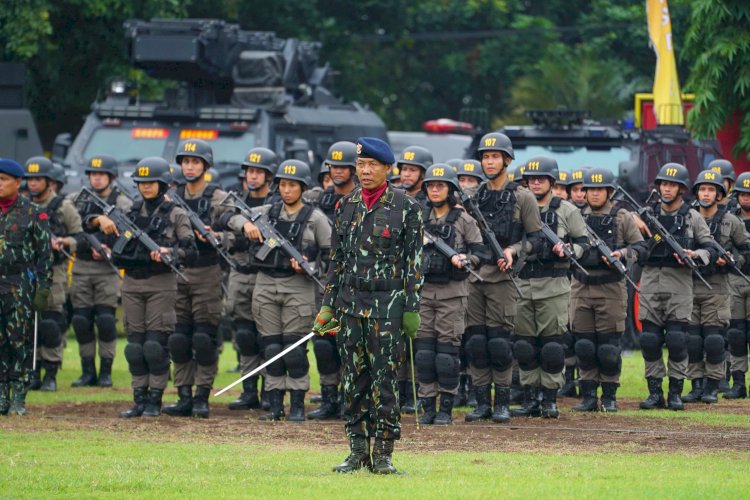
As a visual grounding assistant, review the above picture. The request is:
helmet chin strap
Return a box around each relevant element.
[428,199,447,208]
[698,199,716,209]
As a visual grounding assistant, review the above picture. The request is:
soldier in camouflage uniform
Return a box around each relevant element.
[316,137,423,474]
[71,155,132,388]
[220,147,279,411]
[24,157,83,392]
[682,171,749,404]
[0,159,53,415]
[726,171,750,399]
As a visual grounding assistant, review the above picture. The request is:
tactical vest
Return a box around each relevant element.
[520,197,569,279]
[338,188,407,289]
[113,199,175,278]
[40,195,67,265]
[702,207,728,276]
[75,188,120,262]
[319,187,343,223]
[580,206,620,269]
[422,206,469,284]
[740,215,750,274]
[645,202,694,267]
[476,182,523,248]
[248,201,313,278]
[0,196,34,280]
[177,184,219,267]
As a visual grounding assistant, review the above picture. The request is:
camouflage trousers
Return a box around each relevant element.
[0,278,34,383]
[338,313,405,440]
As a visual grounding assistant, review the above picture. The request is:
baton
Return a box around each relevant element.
[409,337,420,430]
[33,312,38,371]
[215,326,339,397]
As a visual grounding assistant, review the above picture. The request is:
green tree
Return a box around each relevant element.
[684,1,750,156]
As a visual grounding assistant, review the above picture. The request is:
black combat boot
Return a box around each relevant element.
[71,357,98,387]
[491,386,511,423]
[143,388,163,417]
[228,377,261,410]
[119,387,148,418]
[466,376,478,408]
[681,378,704,403]
[453,374,468,407]
[8,381,27,416]
[259,389,285,421]
[371,438,399,475]
[510,386,542,417]
[558,365,578,398]
[287,390,306,422]
[464,384,492,422]
[639,377,665,410]
[667,377,684,411]
[509,371,523,405]
[600,382,618,412]
[39,361,59,392]
[307,384,339,420]
[434,393,454,425]
[723,371,747,399]
[572,380,599,412]
[163,385,193,417]
[332,435,371,473]
[541,388,559,418]
[418,397,437,425]
[0,382,9,415]
[260,381,270,411]
[27,365,42,391]
[700,378,719,404]
[98,358,113,388]
[401,381,416,414]
[718,366,731,393]
[192,386,211,418]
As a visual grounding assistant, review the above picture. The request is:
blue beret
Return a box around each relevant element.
[356,137,395,165]
[0,158,25,178]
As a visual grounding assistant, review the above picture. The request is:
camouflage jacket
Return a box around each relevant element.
[0,195,53,290]
[323,185,423,319]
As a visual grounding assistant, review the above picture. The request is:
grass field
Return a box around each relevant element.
[2,335,749,498]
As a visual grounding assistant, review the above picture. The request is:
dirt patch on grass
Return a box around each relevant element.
[3,398,749,454]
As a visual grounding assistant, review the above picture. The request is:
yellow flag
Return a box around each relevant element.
[647,0,684,125]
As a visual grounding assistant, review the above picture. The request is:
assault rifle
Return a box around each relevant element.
[220,191,324,290]
[539,222,590,276]
[78,187,188,282]
[584,224,639,291]
[460,192,523,296]
[167,189,238,271]
[612,186,711,290]
[82,233,122,278]
[423,229,483,282]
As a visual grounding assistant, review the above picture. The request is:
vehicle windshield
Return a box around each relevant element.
[513,146,631,175]
[82,128,168,163]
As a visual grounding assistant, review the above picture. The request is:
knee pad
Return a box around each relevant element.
[124,342,147,376]
[282,335,309,379]
[313,335,340,375]
[144,332,169,375]
[639,331,663,362]
[94,307,117,342]
[436,343,460,390]
[540,342,565,374]
[263,342,285,377]
[126,333,146,345]
[574,338,597,371]
[71,308,95,345]
[729,319,744,331]
[465,327,489,369]
[727,328,748,357]
[687,332,704,364]
[665,330,688,363]
[598,332,622,347]
[597,344,622,377]
[38,319,62,349]
[174,323,193,336]
[415,348,437,385]
[235,327,260,357]
[487,337,513,372]
[193,331,219,366]
[704,334,726,365]
[640,321,662,335]
[513,338,538,371]
[167,332,192,364]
